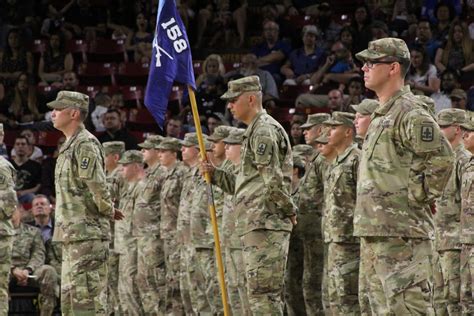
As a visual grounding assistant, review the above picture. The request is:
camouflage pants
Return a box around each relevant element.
[358,245,371,316]
[179,244,195,315]
[225,247,251,316]
[322,243,330,314]
[118,237,144,315]
[108,249,121,316]
[242,229,290,315]
[285,231,306,316]
[327,242,360,315]
[0,236,12,316]
[189,248,223,314]
[438,249,461,315]
[460,244,474,314]
[302,238,325,316]
[30,265,59,316]
[164,238,184,315]
[61,240,109,315]
[360,237,436,315]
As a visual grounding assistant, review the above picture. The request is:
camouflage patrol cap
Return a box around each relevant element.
[156,137,181,152]
[450,89,467,100]
[356,37,410,62]
[293,144,314,158]
[103,141,125,155]
[314,131,329,144]
[118,150,143,164]
[461,112,474,131]
[208,126,234,142]
[138,135,164,149]
[221,75,262,100]
[437,108,467,126]
[47,91,89,110]
[324,111,355,127]
[300,113,331,129]
[0,123,3,135]
[350,99,379,115]
[181,133,212,150]
[223,128,245,144]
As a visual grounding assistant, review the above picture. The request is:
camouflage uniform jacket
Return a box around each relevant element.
[12,223,45,272]
[213,110,295,234]
[354,86,454,238]
[324,143,360,243]
[222,163,241,249]
[133,164,164,237]
[434,143,472,250]
[0,156,16,236]
[460,157,474,244]
[45,239,62,274]
[294,151,326,240]
[54,125,114,242]
[107,166,125,209]
[114,180,140,253]
[177,164,196,245]
[190,164,214,249]
[160,161,187,240]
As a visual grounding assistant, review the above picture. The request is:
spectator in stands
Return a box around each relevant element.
[40,136,64,203]
[406,44,440,95]
[40,1,75,40]
[225,53,279,108]
[370,20,390,40]
[411,18,441,62]
[295,88,346,112]
[310,41,360,89]
[165,116,183,139]
[54,70,79,91]
[91,93,111,132]
[0,28,33,89]
[126,12,153,63]
[64,0,107,41]
[0,72,41,128]
[252,20,291,85]
[98,109,138,149]
[290,121,305,146]
[435,21,474,74]
[339,26,356,55]
[344,77,365,108]
[194,1,247,48]
[432,3,455,42]
[196,54,226,87]
[10,136,42,204]
[281,25,325,86]
[206,113,226,136]
[10,128,44,163]
[351,4,373,54]
[29,194,54,243]
[38,31,73,85]
[10,205,58,315]
[316,2,342,43]
[431,69,462,112]
[110,92,128,124]
[450,88,468,110]
[0,123,7,158]
[195,54,226,115]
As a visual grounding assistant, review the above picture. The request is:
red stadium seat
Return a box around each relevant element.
[279,84,313,103]
[77,62,116,85]
[31,39,47,55]
[37,131,64,147]
[116,62,149,85]
[128,108,160,132]
[121,85,144,107]
[66,39,88,63]
[87,39,128,63]
[76,85,101,98]
[193,60,203,76]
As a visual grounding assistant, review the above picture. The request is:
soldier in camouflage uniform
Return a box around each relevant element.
[134,136,167,315]
[116,150,146,315]
[221,128,251,316]
[460,149,474,313]
[177,133,205,315]
[323,112,360,315]
[293,144,315,166]
[0,136,17,316]
[157,138,188,315]
[103,141,125,316]
[462,112,474,154]
[355,38,454,314]
[187,134,223,314]
[434,109,471,315]
[287,113,329,316]
[11,206,58,315]
[48,91,119,315]
[203,76,296,315]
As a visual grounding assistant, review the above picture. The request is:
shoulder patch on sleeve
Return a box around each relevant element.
[0,174,5,184]
[421,125,434,142]
[80,157,91,169]
[256,143,267,155]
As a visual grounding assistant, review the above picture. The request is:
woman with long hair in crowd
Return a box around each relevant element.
[407,44,440,95]
[0,28,33,88]
[435,21,474,74]
[38,31,74,85]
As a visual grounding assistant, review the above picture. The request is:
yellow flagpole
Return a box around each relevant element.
[187,85,230,316]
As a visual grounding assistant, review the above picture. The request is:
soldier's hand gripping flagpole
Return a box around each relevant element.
[144,0,229,314]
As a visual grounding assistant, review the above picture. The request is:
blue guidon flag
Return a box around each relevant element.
[145,0,196,128]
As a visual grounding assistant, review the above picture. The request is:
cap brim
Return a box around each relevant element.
[323,119,343,126]
[207,135,224,142]
[355,50,387,62]
[47,100,68,109]
[138,143,152,149]
[300,122,316,129]
[220,90,242,100]
[461,123,474,131]
[180,140,195,147]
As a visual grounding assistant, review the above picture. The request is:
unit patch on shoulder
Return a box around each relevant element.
[256,143,267,155]
[0,174,5,184]
[421,125,434,142]
[80,157,91,169]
